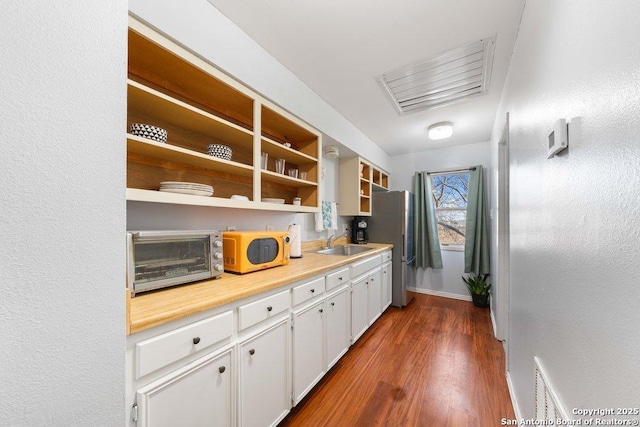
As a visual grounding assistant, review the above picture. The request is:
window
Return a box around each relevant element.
[431,172,470,246]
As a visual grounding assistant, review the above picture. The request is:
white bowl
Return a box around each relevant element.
[130,123,167,143]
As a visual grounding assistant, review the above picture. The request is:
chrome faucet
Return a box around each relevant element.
[326,230,349,249]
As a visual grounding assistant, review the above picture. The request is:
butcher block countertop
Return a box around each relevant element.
[127,242,393,335]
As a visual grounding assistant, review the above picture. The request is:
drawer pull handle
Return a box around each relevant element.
[338,277,343,281]
[310,289,315,293]
[331,302,335,306]
[192,337,201,345]
[319,309,323,313]
[249,349,255,355]
[267,306,273,312]
[219,366,226,374]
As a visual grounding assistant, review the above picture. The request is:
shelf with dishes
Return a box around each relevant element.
[127,80,254,167]
[127,134,254,177]
[127,188,319,213]
[127,18,321,213]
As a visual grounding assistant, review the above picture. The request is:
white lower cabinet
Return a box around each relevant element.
[381,262,392,311]
[352,263,383,343]
[128,252,391,426]
[292,299,325,404]
[135,346,234,427]
[351,275,369,343]
[325,285,350,369]
[367,267,382,326]
[238,317,290,427]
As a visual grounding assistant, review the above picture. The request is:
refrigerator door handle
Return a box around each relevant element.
[402,234,406,261]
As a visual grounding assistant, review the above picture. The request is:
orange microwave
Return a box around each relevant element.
[222,231,290,274]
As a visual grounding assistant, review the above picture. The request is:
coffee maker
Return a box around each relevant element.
[351,217,369,244]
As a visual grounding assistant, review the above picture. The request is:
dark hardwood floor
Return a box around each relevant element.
[279,293,514,427]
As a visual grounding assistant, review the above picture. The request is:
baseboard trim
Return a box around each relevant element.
[490,309,498,338]
[408,287,471,302]
[506,371,522,421]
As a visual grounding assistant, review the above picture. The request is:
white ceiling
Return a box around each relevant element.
[207,0,524,156]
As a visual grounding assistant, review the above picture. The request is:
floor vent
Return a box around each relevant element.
[534,356,569,421]
[377,35,496,115]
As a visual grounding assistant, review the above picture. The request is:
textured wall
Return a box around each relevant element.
[490,0,640,419]
[0,1,127,425]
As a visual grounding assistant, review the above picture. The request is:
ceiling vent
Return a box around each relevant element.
[377,35,496,115]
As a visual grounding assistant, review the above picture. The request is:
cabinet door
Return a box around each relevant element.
[136,347,233,427]
[351,276,369,343]
[381,262,392,311]
[326,286,350,369]
[368,268,382,325]
[239,319,290,427]
[292,300,326,405]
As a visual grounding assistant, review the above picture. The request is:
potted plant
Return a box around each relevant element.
[462,273,491,308]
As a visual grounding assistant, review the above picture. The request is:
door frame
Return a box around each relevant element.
[496,113,510,356]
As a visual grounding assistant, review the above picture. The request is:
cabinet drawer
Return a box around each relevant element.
[351,255,382,279]
[292,276,326,306]
[381,251,392,263]
[136,310,233,379]
[238,290,290,331]
[326,268,350,291]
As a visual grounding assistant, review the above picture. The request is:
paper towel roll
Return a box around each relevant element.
[288,223,302,258]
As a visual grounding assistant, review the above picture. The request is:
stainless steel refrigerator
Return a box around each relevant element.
[367,191,415,307]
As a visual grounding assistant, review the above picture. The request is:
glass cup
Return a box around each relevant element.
[299,171,308,181]
[260,152,268,170]
[275,158,286,174]
[287,169,299,179]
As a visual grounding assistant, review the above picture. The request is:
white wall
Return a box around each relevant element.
[0,1,127,425]
[390,141,492,298]
[489,0,640,419]
[128,0,391,172]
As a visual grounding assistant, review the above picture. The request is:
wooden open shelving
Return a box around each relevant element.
[126,16,321,212]
[371,167,389,191]
[339,156,389,216]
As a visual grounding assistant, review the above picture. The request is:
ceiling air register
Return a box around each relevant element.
[377,35,496,115]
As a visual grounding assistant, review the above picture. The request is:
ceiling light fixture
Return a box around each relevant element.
[428,122,454,140]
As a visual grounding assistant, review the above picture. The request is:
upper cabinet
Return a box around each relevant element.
[126,17,321,212]
[339,157,389,216]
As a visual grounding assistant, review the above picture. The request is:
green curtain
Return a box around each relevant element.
[413,172,443,269]
[464,166,490,274]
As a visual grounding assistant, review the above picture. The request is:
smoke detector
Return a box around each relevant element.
[324,145,339,159]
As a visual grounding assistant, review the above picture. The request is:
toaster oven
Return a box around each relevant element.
[222,231,290,274]
[127,230,223,296]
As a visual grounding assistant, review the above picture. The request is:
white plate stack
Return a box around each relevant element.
[159,181,213,197]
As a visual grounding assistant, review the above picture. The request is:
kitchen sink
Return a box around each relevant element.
[314,245,374,256]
